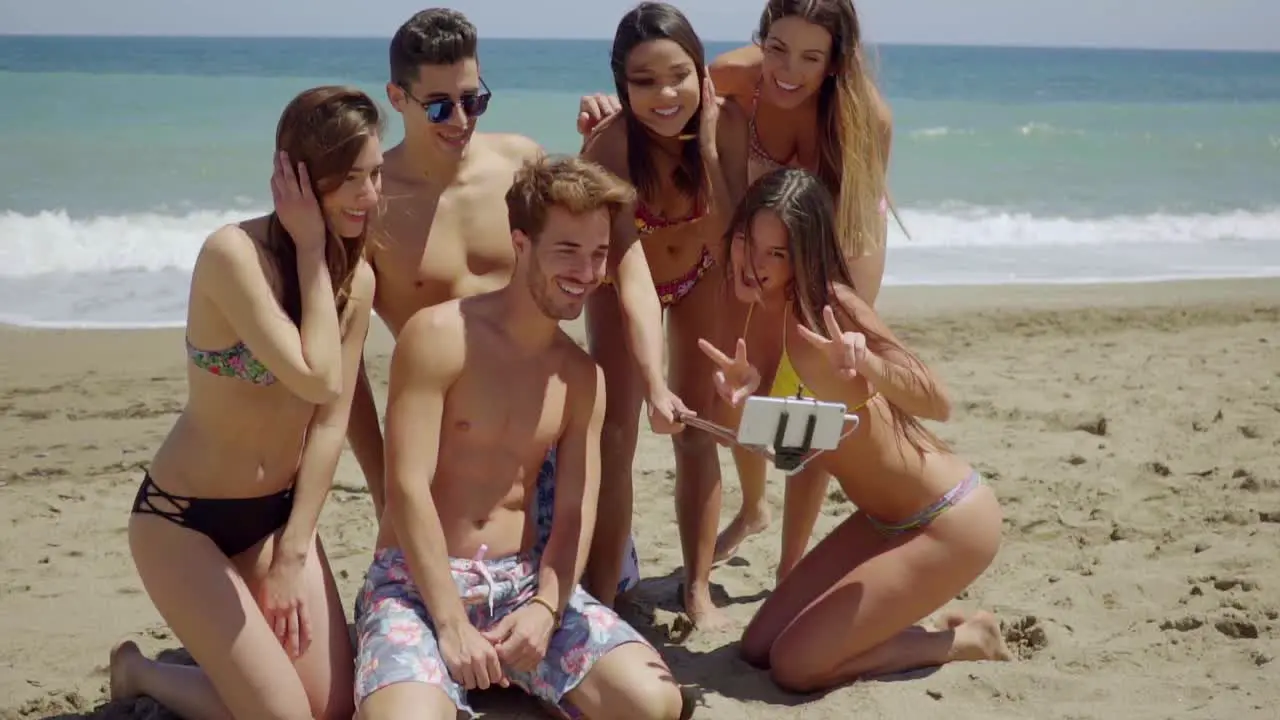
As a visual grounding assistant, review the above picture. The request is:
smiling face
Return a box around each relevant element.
[388,59,485,156]
[318,135,383,239]
[274,86,384,244]
[731,209,794,305]
[624,38,701,137]
[759,16,834,109]
[516,206,612,320]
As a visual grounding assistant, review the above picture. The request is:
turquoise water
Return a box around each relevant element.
[2,37,1278,326]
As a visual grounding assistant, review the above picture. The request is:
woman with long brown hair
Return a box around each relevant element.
[579,0,896,583]
[700,167,1009,691]
[107,85,383,719]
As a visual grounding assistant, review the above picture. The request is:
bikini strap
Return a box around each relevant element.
[781,301,805,398]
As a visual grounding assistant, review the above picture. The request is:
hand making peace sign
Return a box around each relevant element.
[797,305,874,381]
[697,337,760,407]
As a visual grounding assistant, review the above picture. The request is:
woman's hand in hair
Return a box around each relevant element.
[798,305,872,381]
[698,76,721,158]
[698,337,760,407]
[271,151,327,253]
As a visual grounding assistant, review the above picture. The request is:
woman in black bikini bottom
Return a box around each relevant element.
[131,475,295,557]
[107,85,383,720]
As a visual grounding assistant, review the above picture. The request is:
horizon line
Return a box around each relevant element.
[1,32,1278,54]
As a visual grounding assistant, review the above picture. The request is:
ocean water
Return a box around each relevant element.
[1,36,1278,327]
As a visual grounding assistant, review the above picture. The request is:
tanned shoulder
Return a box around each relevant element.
[556,331,606,423]
[714,97,750,156]
[398,298,464,356]
[484,132,544,164]
[708,45,762,104]
[579,113,628,178]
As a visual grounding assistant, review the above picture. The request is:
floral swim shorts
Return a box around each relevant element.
[352,547,651,718]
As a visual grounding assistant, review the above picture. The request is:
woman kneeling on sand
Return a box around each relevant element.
[108,86,381,719]
[699,166,1011,692]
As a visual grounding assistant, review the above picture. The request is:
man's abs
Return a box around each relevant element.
[375,468,533,560]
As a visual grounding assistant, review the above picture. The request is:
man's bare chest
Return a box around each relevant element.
[376,196,517,316]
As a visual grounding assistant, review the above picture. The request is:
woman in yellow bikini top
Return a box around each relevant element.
[694,0,898,582]
[699,166,1009,695]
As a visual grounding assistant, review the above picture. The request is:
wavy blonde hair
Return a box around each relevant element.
[756,0,898,259]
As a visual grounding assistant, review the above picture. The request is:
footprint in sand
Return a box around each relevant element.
[1001,615,1049,660]
[1213,616,1260,639]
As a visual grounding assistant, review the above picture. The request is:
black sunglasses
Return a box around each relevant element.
[402,78,492,124]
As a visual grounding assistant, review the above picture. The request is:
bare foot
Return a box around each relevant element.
[713,508,770,563]
[774,556,802,586]
[950,612,1013,663]
[932,609,969,631]
[683,583,731,631]
[109,640,144,700]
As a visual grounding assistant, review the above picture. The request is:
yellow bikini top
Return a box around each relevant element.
[744,302,808,399]
[744,301,880,408]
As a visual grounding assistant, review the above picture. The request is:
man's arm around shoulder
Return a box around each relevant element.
[382,304,471,628]
[536,347,607,612]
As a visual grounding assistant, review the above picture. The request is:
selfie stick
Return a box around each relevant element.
[676,413,776,462]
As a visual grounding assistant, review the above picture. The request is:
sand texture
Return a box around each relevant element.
[2,278,1278,719]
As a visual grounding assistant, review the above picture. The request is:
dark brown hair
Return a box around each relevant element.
[756,0,898,258]
[609,2,707,206]
[267,85,383,326]
[726,167,946,453]
[389,8,479,88]
[507,155,636,240]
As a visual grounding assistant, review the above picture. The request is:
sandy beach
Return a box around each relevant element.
[1,278,1277,720]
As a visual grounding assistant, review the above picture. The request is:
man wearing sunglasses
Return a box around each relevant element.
[347,8,682,601]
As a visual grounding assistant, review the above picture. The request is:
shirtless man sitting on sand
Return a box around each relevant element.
[349,6,681,506]
[349,7,672,596]
[352,155,688,720]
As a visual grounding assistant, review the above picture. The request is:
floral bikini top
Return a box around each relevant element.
[186,338,276,385]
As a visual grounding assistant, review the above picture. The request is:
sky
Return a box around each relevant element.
[2,0,1278,51]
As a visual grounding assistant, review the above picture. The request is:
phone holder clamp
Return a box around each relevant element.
[771,405,817,472]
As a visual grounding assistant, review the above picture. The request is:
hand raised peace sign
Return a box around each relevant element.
[697,337,760,407]
[797,305,871,381]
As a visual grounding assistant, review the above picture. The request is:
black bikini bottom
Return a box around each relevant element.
[130,472,294,557]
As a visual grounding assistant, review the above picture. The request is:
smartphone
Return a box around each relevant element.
[737,396,850,452]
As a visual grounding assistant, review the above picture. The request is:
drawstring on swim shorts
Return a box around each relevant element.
[473,544,498,618]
